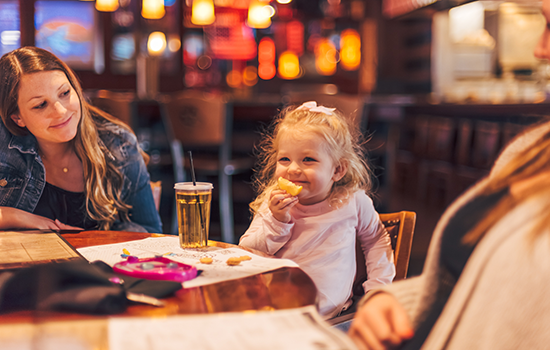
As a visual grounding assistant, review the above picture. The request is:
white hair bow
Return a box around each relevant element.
[296,101,336,115]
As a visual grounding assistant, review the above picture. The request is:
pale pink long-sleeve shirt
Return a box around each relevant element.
[239,190,395,318]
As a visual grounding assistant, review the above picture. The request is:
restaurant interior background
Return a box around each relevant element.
[1,0,548,276]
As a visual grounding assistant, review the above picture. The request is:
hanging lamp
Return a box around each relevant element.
[247,0,272,29]
[142,0,165,19]
[191,0,215,26]
[148,31,167,55]
[96,0,119,12]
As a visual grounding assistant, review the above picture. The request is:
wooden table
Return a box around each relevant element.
[0,230,318,348]
[1,230,318,318]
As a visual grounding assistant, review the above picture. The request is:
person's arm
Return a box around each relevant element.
[239,205,294,255]
[356,194,396,291]
[0,207,81,231]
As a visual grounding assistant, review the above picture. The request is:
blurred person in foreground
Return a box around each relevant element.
[0,47,161,233]
[348,2,550,349]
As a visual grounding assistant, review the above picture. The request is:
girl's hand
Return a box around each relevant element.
[0,207,82,231]
[269,189,299,223]
[348,292,414,350]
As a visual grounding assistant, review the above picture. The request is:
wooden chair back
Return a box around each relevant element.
[455,118,474,166]
[328,211,416,327]
[161,90,228,147]
[471,120,501,169]
[426,116,455,162]
[89,90,136,127]
[380,211,416,281]
[352,211,416,296]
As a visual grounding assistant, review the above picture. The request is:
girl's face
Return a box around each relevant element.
[535,0,550,60]
[275,130,346,205]
[10,70,81,147]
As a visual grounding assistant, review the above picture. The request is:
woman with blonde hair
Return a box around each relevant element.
[240,102,395,318]
[349,2,550,347]
[0,47,161,233]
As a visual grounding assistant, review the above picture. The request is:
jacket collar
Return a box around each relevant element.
[8,133,39,155]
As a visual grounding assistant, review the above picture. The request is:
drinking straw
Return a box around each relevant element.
[188,151,205,241]
[188,151,197,186]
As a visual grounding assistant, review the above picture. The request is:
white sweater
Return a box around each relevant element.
[362,121,550,349]
[239,191,395,318]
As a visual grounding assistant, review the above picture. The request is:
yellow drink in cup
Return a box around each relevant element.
[174,182,213,248]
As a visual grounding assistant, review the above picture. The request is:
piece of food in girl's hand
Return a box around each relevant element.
[278,177,303,196]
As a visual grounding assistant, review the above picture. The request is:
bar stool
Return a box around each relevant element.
[471,120,501,170]
[417,116,456,207]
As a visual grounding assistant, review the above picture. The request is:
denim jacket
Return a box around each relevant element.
[0,119,162,233]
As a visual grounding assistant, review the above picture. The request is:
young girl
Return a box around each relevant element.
[239,101,395,318]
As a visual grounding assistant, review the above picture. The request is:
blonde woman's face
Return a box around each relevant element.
[275,131,346,205]
[10,70,81,147]
[535,0,550,59]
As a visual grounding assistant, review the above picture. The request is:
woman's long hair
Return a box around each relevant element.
[0,47,143,229]
[249,104,373,214]
[463,120,550,245]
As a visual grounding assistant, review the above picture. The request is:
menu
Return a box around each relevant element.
[0,306,357,350]
[108,306,357,350]
[0,230,82,270]
[77,236,299,288]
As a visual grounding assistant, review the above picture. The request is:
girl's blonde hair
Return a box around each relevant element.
[463,119,550,245]
[249,103,373,214]
[0,47,144,229]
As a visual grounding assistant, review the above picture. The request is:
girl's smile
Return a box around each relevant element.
[275,131,346,206]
